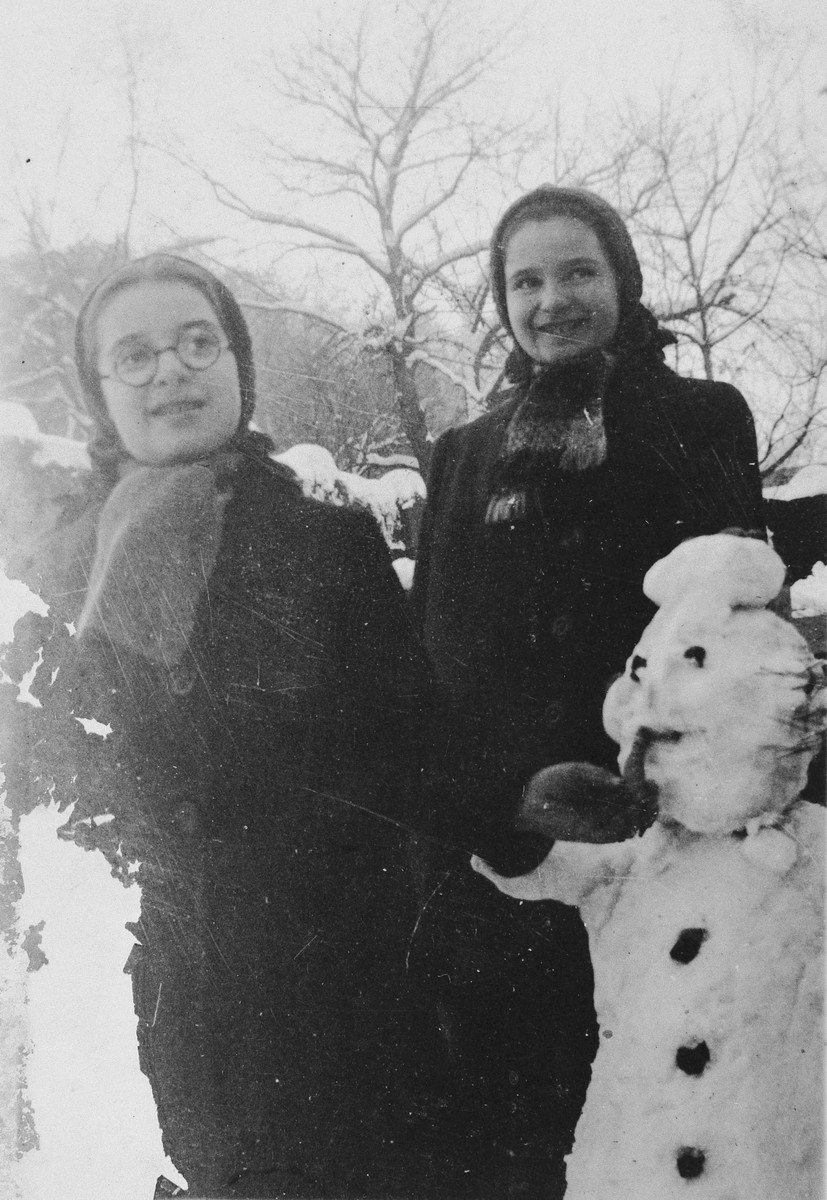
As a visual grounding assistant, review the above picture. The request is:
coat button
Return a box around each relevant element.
[552,615,572,639]
[544,700,565,727]
[168,661,196,696]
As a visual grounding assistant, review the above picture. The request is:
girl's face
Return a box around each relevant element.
[95,281,243,467]
[504,216,621,366]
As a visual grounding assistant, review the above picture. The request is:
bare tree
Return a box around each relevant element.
[174,0,535,469]
[0,228,124,437]
[436,64,827,474]
[241,302,409,471]
[596,70,827,473]
[0,22,175,437]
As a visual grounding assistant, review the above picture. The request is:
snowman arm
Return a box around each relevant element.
[472,838,634,905]
[471,759,650,901]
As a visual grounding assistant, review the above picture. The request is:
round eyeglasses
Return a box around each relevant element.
[99,325,229,387]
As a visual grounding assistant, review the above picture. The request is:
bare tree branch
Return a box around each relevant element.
[239,299,350,335]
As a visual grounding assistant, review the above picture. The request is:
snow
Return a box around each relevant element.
[0,403,40,441]
[73,716,113,739]
[0,572,47,645]
[14,802,184,1200]
[0,563,184,1198]
[572,812,820,1200]
[29,436,90,472]
[478,810,824,1200]
[392,556,416,590]
[0,403,90,471]
[791,561,827,616]
[15,647,44,708]
[763,463,827,500]
[274,442,341,502]
[0,571,48,705]
[273,443,425,550]
[373,467,426,510]
[364,451,420,469]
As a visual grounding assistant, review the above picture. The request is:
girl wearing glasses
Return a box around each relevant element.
[17,255,435,1197]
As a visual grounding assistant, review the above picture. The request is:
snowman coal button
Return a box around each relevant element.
[676,1148,706,1180]
[551,614,572,639]
[669,928,708,964]
[675,1040,710,1076]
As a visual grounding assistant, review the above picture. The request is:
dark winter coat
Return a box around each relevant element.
[13,454,435,1198]
[413,355,765,850]
[406,354,765,1199]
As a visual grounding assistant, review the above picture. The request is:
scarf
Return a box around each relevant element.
[485,350,613,524]
[76,455,239,673]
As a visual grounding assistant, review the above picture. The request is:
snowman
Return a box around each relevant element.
[474,533,825,1200]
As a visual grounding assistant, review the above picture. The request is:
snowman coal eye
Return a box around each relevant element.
[684,646,706,667]
[802,668,821,697]
[630,655,647,682]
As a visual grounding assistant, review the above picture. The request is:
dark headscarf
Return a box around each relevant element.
[484,187,678,521]
[75,253,272,479]
[60,256,287,665]
[489,185,676,383]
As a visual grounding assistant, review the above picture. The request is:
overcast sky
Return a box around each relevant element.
[1,0,824,299]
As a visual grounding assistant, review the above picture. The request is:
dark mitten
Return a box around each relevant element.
[517,749,658,845]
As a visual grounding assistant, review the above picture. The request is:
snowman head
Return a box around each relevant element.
[603,534,826,834]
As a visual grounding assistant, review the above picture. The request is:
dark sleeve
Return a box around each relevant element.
[407,430,554,872]
[680,383,766,539]
[409,427,457,635]
[319,507,433,830]
[332,507,431,712]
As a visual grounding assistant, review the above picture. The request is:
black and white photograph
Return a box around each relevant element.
[0,1,825,1197]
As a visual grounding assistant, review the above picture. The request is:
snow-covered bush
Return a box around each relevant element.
[274,443,425,563]
[791,561,827,616]
[0,416,425,586]
[0,407,90,568]
[763,463,827,501]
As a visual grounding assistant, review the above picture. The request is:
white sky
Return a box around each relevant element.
[2,0,824,283]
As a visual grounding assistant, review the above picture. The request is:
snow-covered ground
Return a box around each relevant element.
[0,567,185,1200]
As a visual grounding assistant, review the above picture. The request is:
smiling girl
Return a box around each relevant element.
[409,186,766,1199]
